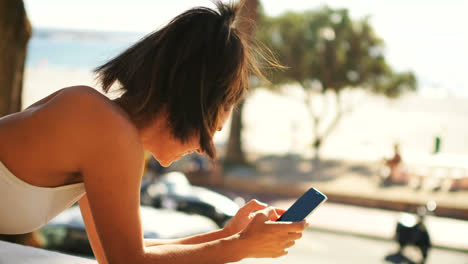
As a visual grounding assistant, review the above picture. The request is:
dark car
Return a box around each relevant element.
[141,171,240,227]
[40,205,218,257]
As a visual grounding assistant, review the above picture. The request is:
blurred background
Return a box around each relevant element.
[1,0,467,263]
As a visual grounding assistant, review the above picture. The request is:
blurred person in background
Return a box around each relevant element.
[0,1,307,263]
[382,143,409,185]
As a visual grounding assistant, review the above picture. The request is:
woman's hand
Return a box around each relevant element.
[223,199,285,236]
[237,207,308,259]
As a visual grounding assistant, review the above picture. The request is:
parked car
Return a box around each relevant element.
[40,205,218,257]
[141,171,240,227]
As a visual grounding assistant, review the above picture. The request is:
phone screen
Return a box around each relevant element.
[276,187,327,222]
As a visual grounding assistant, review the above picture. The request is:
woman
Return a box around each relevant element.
[0,1,307,263]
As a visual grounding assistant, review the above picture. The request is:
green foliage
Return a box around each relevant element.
[255,5,417,159]
[371,71,417,98]
[257,6,417,97]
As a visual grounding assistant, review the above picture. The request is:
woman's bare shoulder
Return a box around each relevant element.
[48,85,115,111]
[45,86,132,127]
[39,86,144,163]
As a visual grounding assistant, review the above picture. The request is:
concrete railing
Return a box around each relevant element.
[0,240,96,264]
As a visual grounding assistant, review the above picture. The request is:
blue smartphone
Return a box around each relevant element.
[276,187,327,222]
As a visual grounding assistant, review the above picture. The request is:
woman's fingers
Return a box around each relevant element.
[239,216,307,259]
[272,250,289,258]
[252,206,278,223]
[247,199,268,209]
[288,232,302,240]
[274,207,287,215]
[242,199,268,214]
[240,200,289,222]
[269,207,280,221]
[284,240,296,248]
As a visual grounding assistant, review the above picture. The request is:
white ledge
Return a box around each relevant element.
[0,240,96,264]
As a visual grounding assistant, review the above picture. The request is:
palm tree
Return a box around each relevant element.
[0,0,31,117]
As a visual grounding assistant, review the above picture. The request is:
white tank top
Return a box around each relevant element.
[0,161,85,234]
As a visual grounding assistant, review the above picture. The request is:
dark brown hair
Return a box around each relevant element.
[94,1,264,159]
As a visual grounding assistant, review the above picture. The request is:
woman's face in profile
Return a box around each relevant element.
[158,107,232,167]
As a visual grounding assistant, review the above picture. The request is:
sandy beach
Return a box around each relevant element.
[23,67,468,167]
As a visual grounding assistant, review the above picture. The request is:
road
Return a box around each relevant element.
[238,229,468,264]
[208,186,468,264]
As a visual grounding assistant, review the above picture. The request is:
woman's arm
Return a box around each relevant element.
[83,195,273,252]
[144,199,271,247]
[141,207,306,263]
[79,194,109,264]
[81,191,243,263]
[81,192,231,253]
[83,192,271,254]
[143,229,230,247]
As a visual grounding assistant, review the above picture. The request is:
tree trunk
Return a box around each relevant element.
[224,0,259,164]
[312,117,321,160]
[308,92,343,161]
[225,100,246,163]
[0,0,31,117]
[0,0,33,245]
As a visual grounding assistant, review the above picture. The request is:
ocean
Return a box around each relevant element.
[26,28,145,70]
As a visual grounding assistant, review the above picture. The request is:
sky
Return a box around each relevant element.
[23,0,468,96]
